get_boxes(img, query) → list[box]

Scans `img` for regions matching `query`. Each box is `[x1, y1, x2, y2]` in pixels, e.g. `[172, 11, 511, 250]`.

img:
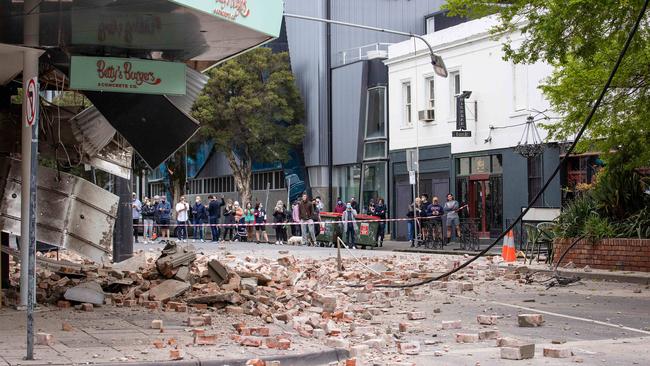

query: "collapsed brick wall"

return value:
[554, 238, 650, 272]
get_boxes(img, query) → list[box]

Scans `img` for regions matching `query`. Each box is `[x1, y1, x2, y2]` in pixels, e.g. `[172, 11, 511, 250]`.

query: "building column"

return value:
[112, 176, 133, 263]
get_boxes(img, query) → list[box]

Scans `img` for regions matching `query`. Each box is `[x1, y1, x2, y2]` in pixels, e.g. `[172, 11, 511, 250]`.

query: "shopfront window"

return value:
[365, 87, 386, 139]
[333, 165, 361, 203]
[361, 161, 387, 212]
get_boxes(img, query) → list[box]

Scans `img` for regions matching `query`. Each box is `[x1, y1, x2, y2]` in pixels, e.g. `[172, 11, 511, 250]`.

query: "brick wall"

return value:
[554, 238, 650, 272]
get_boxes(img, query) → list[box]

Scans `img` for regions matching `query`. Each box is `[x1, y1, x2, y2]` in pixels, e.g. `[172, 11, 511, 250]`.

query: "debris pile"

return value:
[2, 241, 579, 364]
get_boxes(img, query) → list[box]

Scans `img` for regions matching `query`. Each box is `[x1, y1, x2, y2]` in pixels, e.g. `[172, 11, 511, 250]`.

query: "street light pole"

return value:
[283, 13, 448, 78]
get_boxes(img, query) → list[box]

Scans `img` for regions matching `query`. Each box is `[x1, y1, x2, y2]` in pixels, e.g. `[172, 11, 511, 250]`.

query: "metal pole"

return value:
[283, 13, 448, 78]
[412, 181, 418, 245]
[20, 0, 39, 310]
[25, 74, 39, 361]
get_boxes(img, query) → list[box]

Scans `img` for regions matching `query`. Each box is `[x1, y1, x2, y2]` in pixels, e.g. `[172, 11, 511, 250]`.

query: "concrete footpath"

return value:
[0, 305, 346, 366]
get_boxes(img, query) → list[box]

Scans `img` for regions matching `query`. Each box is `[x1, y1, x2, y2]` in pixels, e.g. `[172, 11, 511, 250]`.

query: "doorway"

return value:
[462, 174, 503, 239]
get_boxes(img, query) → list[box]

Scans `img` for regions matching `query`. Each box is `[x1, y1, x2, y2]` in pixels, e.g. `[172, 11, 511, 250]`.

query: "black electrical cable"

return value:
[348, 0, 650, 289]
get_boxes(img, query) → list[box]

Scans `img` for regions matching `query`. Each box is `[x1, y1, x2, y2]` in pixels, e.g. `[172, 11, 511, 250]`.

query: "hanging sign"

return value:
[25, 77, 38, 126]
[70, 56, 186, 95]
[170, 0, 283, 37]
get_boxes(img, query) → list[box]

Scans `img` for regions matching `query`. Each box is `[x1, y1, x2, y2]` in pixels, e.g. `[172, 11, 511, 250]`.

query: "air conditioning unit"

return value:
[418, 109, 435, 122]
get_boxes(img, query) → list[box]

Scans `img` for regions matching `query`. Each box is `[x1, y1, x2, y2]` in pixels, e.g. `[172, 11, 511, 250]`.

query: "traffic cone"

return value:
[501, 230, 517, 262]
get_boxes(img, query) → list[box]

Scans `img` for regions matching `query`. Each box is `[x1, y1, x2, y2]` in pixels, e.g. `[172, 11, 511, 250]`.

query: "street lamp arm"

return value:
[283, 12, 448, 78]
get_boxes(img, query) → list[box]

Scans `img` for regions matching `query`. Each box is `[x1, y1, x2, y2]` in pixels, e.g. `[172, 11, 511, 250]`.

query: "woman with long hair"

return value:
[222, 199, 235, 242]
[244, 202, 255, 241]
[273, 200, 288, 245]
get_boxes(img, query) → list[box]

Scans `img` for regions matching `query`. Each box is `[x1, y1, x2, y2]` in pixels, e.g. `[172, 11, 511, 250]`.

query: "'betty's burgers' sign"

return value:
[70, 56, 186, 95]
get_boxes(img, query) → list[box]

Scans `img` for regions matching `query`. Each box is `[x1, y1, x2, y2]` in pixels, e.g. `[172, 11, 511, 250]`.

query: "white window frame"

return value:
[449, 70, 461, 122]
[402, 81, 413, 127]
[425, 76, 435, 110]
[426, 16, 435, 34]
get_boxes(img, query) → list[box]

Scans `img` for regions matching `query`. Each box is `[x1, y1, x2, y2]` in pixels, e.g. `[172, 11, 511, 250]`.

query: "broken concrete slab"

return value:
[208, 259, 230, 285]
[111, 253, 146, 274]
[147, 279, 190, 302]
[64, 281, 105, 305]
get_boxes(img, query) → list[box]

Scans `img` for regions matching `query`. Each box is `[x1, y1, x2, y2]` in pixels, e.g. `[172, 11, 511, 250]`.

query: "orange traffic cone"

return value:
[501, 230, 517, 262]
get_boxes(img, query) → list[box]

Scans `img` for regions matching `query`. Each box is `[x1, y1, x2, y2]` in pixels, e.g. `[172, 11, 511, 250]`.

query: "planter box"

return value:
[554, 238, 650, 272]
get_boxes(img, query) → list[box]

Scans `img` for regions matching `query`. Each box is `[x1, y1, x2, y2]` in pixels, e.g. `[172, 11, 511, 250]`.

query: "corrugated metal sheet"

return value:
[69, 106, 116, 157]
[0, 158, 119, 262]
[167, 67, 210, 115]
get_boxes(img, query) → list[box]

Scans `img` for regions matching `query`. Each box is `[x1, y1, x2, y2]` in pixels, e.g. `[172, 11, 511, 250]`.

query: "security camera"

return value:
[484, 136, 492, 144]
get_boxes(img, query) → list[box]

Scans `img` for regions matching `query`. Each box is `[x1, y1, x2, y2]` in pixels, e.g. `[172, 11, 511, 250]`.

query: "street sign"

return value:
[25, 77, 38, 126]
[452, 130, 472, 137]
[409, 170, 416, 185]
[406, 150, 419, 172]
[456, 96, 467, 130]
[70, 56, 187, 95]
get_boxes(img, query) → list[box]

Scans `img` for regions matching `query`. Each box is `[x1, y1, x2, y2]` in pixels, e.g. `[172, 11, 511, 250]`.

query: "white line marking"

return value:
[455, 294, 650, 335]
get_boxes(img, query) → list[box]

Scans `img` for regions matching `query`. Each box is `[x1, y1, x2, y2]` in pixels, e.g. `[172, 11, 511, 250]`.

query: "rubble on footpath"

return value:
[2, 241, 570, 364]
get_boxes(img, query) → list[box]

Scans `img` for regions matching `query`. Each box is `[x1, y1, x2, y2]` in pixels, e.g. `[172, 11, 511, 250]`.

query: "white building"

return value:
[385, 15, 563, 240]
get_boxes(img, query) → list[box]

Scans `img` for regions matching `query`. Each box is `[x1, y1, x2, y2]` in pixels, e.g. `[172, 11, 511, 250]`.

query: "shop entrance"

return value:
[468, 175, 491, 239]
[456, 155, 503, 238]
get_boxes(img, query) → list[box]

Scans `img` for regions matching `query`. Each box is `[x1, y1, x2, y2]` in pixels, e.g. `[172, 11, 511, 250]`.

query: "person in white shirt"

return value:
[175, 196, 190, 242]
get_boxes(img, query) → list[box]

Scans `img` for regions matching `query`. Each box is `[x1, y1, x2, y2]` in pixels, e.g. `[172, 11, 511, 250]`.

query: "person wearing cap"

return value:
[131, 193, 142, 243]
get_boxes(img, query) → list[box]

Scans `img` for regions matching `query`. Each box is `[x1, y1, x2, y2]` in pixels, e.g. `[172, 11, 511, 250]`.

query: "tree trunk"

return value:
[225, 149, 253, 204]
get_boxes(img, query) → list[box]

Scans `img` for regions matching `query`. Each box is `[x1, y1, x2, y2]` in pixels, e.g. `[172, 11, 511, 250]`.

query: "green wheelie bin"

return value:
[351, 214, 381, 249]
[316, 212, 343, 247]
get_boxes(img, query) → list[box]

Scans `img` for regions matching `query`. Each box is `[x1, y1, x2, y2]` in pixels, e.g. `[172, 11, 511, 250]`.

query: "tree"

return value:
[444, 0, 650, 168]
[192, 48, 305, 203]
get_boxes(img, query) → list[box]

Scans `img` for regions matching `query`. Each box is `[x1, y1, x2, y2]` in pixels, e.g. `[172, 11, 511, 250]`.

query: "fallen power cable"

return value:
[347, 0, 650, 289]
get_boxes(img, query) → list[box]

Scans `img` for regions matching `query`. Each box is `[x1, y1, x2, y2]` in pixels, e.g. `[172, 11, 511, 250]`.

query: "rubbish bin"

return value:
[316, 212, 343, 247]
[353, 214, 381, 249]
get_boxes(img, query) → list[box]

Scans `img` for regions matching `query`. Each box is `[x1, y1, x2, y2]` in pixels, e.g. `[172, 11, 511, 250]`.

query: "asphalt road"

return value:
[131, 241, 650, 365]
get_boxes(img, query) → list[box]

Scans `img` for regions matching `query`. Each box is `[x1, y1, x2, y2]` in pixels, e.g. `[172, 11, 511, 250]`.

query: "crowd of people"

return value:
[406, 193, 465, 247]
[130, 192, 389, 248]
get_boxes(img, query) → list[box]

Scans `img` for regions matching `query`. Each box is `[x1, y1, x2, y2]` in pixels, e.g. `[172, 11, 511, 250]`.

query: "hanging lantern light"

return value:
[513, 116, 545, 158]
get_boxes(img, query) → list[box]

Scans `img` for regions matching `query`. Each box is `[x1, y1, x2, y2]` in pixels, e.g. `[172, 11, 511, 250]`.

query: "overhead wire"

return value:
[346, 0, 650, 289]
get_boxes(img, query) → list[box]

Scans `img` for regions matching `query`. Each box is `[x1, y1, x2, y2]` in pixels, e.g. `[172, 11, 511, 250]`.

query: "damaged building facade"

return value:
[0, 0, 285, 298]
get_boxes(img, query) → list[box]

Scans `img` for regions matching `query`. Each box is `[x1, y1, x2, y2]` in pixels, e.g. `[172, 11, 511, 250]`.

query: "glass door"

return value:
[469, 175, 491, 239]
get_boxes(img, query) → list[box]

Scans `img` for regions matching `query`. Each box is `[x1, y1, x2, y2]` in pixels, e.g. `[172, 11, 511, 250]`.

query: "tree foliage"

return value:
[192, 48, 304, 203]
[445, 0, 650, 168]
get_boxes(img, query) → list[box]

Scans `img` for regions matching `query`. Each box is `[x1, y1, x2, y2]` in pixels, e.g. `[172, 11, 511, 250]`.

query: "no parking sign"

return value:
[25, 77, 38, 127]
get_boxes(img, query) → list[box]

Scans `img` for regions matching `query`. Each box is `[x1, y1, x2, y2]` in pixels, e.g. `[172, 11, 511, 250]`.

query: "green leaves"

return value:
[445, 0, 650, 168]
[191, 48, 305, 165]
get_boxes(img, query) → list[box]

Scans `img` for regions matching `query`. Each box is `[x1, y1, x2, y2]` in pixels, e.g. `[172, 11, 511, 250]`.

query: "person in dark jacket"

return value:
[158, 195, 172, 240]
[254, 202, 270, 243]
[192, 196, 207, 242]
[298, 193, 316, 245]
[208, 195, 225, 242]
[374, 198, 387, 247]
[222, 200, 236, 242]
[272, 200, 288, 245]
[142, 197, 156, 243]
